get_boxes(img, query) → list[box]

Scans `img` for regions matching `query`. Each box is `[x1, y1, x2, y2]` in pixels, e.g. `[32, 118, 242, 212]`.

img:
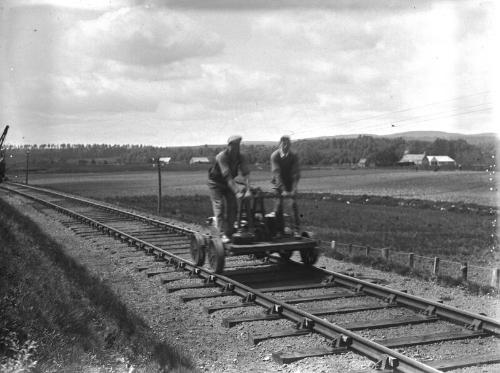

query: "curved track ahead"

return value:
[2, 182, 499, 373]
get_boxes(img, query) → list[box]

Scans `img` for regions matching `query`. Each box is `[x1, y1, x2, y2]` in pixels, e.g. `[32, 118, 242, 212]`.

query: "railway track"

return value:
[1, 181, 499, 373]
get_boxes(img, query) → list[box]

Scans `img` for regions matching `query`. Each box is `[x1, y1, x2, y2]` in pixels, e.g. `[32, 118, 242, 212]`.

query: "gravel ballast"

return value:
[1, 192, 499, 373]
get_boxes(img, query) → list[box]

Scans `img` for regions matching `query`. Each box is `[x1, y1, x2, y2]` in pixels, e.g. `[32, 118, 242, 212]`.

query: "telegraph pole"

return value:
[156, 157, 162, 215]
[25, 149, 30, 184]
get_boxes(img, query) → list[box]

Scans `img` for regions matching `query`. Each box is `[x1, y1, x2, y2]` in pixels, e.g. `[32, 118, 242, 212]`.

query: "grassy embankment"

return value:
[0, 198, 195, 372]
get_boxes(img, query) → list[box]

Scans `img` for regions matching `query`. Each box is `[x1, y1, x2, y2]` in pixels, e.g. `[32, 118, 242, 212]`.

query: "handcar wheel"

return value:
[207, 237, 225, 274]
[190, 233, 206, 266]
[300, 231, 319, 265]
[300, 247, 319, 266]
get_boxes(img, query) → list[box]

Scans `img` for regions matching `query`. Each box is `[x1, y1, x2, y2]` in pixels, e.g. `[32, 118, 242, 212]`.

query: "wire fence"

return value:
[329, 241, 499, 289]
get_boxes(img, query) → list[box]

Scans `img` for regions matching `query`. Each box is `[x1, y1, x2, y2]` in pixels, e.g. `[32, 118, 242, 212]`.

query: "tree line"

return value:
[4, 136, 495, 170]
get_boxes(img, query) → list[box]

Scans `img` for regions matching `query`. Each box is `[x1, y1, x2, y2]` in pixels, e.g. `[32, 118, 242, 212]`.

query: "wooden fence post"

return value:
[382, 247, 389, 260]
[491, 268, 500, 288]
[365, 246, 370, 256]
[408, 253, 414, 269]
[433, 257, 440, 276]
[460, 262, 468, 282]
[348, 243, 353, 256]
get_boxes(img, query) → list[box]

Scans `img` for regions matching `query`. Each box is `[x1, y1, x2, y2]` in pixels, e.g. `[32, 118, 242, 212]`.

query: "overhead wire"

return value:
[288, 91, 491, 137]
[338, 103, 492, 134]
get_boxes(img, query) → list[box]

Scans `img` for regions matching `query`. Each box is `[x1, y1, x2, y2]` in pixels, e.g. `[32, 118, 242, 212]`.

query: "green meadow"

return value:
[18, 167, 499, 266]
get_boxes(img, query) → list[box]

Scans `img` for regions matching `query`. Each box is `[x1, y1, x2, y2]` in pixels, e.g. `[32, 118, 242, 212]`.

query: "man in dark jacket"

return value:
[208, 135, 251, 243]
[270, 135, 300, 235]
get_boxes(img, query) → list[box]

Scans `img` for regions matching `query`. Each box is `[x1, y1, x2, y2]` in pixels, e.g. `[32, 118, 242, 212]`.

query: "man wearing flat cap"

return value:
[208, 135, 251, 243]
[270, 135, 301, 236]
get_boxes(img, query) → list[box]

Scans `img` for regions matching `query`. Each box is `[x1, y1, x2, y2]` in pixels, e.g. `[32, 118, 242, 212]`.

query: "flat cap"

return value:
[227, 135, 242, 144]
[280, 135, 291, 143]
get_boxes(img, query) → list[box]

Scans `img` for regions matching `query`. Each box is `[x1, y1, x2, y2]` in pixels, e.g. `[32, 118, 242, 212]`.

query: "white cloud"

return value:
[70, 7, 224, 66]
[156, 101, 207, 120]
[2, 1, 496, 145]
[16, 74, 158, 114]
[5, 0, 131, 11]
[252, 12, 379, 50]
[316, 93, 361, 109]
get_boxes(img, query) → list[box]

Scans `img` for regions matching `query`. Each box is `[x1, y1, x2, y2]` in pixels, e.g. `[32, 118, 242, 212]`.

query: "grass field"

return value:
[10, 167, 499, 267]
[18, 167, 498, 205]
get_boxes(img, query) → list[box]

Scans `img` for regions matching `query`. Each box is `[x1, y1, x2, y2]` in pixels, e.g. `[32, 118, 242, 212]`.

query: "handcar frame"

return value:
[190, 188, 320, 273]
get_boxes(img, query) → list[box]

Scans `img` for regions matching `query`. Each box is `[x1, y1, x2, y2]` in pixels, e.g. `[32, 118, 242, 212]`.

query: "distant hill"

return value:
[382, 131, 498, 145]
[244, 140, 275, 146]
[304, 131, 498, 146]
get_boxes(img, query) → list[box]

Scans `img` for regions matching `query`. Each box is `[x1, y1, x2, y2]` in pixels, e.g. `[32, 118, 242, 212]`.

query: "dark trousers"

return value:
[273, 186, 300, 231]
[208, 183, 237, 237]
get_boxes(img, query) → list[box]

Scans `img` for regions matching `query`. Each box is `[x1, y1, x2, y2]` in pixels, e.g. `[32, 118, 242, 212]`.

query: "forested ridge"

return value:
[4, 135, 496, 170]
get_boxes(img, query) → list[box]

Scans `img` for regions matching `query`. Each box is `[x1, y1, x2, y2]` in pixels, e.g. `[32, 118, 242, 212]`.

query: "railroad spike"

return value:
[205, 275, 216, 284]
[267, 304, 283, 315]
[423, 305, 437, 316]
[333, 334, 352, 348]
[322, 275, 335, 284]
[467, 319, 483, 331]
[189, 268, 201, 278]
[354, 284, 364, 293]
[385, 294, 397, 304]
[297, 318, 315, 330]
[242, 292, 256, 303]
[372, 355, 398, 370]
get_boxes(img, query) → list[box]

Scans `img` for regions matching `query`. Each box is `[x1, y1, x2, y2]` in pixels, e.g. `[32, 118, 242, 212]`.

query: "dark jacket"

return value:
[208, 149, 249, 188]
[270, 149, 300, 191]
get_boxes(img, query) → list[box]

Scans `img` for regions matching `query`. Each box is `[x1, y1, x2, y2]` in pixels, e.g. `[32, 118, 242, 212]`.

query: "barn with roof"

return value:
[397, 151, 456, 170]
[397, 152, 426, 167]
[189, 157, 210, 165]
[159, 157, 171, 165]
[422, 155, 456, 169]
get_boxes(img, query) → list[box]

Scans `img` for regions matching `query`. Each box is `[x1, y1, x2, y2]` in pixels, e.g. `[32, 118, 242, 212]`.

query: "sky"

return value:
[0, 0, 498, 146]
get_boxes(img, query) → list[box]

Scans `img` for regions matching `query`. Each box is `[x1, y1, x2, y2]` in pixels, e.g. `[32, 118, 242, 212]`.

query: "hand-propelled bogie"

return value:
[190, 187, 320, 273]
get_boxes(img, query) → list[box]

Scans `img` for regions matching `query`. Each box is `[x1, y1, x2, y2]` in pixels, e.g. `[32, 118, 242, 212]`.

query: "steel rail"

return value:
[5, 183, 499, 335]
[317, 270, 500, 335]
[4, 182, 198, 236]
[1, 184, 437, 372]
[2, 182, 499, 372]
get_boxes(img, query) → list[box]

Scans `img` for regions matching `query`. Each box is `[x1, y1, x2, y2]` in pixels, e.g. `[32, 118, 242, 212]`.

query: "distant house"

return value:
[397, 153, 426, 166]
[357, 158, 368, 168]
[159, 157, 171, 165]
[422, 155, 456, 169]
[189, 157, 210, 165]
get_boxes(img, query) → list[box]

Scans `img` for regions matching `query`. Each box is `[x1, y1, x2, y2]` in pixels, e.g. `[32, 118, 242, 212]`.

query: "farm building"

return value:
[397, 151, 457, 170]
[189, 157, 210, 165]
[397, 153, 426, 166]
[422, 155, 456, 169]
[357, 158, 368, 168]
[159, 157, 171, 165]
